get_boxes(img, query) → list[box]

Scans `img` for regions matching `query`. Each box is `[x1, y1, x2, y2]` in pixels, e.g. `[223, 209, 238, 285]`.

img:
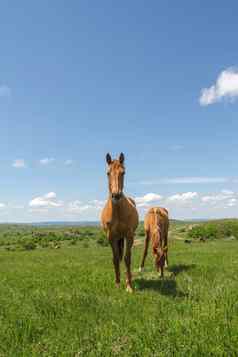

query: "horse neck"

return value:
[108, 194, 126, 220]
[151, 213, 162, 251]
[152, 227, 161, 249]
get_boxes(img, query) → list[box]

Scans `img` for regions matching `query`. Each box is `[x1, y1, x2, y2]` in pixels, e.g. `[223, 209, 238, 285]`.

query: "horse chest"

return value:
[102, 198, 137, 235]
[107, 220, 128, 234]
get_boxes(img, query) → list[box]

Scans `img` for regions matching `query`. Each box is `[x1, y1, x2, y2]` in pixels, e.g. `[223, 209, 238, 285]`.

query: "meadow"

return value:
[0, 221, 238, 356]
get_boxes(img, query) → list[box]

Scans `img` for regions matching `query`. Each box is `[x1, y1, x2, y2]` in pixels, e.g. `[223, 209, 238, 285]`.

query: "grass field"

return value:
[0, 222, 238, 356]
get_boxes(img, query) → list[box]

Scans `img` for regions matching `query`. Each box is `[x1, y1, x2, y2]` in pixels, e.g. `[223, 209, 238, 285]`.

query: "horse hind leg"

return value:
[139, 231, 150, 272]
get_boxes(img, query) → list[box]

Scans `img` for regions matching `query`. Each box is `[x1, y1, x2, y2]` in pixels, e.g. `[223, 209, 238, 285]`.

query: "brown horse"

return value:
[101, 153, 139, 292]
[139, 207, 169, 277]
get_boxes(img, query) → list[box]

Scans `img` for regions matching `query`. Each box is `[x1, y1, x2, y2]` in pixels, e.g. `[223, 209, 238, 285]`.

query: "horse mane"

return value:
[148, 207, 166, 269]
[126, 197, 136, 207]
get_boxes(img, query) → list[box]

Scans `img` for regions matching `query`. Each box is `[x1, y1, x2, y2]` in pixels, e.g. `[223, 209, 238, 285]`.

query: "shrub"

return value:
[5, 246, 16, 252]
[22, 242, 37, 250]
[187, 220, 238, 240]
[96, 235, 109, 247]
[69, 239, 77, 245]
[40, 242, 50, 248]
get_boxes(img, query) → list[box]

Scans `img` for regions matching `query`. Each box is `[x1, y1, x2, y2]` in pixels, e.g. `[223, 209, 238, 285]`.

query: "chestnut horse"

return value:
[101, 153, 139, 292]
[139, 207, 169, 277]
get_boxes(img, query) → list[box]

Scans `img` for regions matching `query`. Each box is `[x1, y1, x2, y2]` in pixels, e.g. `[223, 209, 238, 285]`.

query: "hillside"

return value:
[0, 221, 237, 355]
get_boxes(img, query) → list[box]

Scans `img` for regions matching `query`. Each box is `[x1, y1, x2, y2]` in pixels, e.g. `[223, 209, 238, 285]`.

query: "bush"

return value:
[188, 224, 218, 240]
[97, 234, 109, 247]
[137, 230, 145, 237]
[69, 239, 77, 245]
[22, 242, 37, 250]
[40, 242, 50, 248]
[5, 246, 16, 252]
[187, 220, 238, 240]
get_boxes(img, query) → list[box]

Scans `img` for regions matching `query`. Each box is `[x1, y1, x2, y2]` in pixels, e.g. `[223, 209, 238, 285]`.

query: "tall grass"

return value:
[0, 233, 238, 355]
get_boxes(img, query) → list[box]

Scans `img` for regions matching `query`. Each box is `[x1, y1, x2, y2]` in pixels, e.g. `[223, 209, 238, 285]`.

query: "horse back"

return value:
[125, 196, 139, 231]
[144, 207, 169, 233]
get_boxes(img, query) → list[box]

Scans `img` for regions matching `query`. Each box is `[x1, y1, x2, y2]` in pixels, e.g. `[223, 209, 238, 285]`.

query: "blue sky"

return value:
[1, 1, 238, 222]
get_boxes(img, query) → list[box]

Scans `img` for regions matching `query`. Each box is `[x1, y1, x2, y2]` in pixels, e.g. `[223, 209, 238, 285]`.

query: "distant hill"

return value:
[32, 219, 191, 227]
[30, 221, 100, 227]
[0, 218, 235, 227]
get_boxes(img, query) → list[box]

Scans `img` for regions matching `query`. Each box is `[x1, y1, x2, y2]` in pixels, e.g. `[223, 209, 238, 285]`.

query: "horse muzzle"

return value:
[111, 193, 122, 203]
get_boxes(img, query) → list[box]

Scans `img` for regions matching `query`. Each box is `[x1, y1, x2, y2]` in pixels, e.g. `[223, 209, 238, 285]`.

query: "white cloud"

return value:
[39, 158, 55, 165]
[67, 200, 83, 212]
[221, 189, 234, 195]
[71, 204, 91, 212]
[12, 159, 26, 168]
[168, 192, 198, 202]
[45, 192, 57, 199]
[227, 198, 237, 207]
[68, 199, 105, 213]
[141, 177, 228, 185]
[29, 192, 63, 209]
[0, 85, 11, 98]
[201, 190, 235, 205]
[200, 68, 238, 106]
[90, 200, 105, 209]
[135, 193, 163, 207]
[202, 196, 217, 203]
[65, 159, 73, 166]
[4, 187, 238, 222]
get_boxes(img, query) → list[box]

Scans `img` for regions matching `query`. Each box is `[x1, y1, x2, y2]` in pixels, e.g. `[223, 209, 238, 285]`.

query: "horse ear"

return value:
[119, 152, 125, 164]
[106, 153, 112, 165]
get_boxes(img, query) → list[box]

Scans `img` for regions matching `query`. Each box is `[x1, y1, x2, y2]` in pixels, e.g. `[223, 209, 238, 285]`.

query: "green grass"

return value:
[188, 219, 238, 241]
[0, 224, 238, 356]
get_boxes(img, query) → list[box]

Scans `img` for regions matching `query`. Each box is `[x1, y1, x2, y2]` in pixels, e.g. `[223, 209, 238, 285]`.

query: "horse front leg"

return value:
[124, 235, 134, 293]
[160, 264, 164, 278]
[139, 230, 150, 272]
[165, 251, 168, 269]
[110, 239, 120, 288]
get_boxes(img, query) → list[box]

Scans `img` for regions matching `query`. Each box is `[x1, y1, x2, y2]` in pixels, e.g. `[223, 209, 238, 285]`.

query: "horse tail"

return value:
[151, 210, 164, 269]
[118, 239, 124, 261]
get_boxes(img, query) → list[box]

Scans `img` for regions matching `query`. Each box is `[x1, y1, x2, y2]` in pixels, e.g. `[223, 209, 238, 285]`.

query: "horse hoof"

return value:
[139, 267, 144, 273]
[126, 286, 133, 293]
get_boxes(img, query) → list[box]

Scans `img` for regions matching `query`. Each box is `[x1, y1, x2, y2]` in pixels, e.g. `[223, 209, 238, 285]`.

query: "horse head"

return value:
[106, 152, 125, 203]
